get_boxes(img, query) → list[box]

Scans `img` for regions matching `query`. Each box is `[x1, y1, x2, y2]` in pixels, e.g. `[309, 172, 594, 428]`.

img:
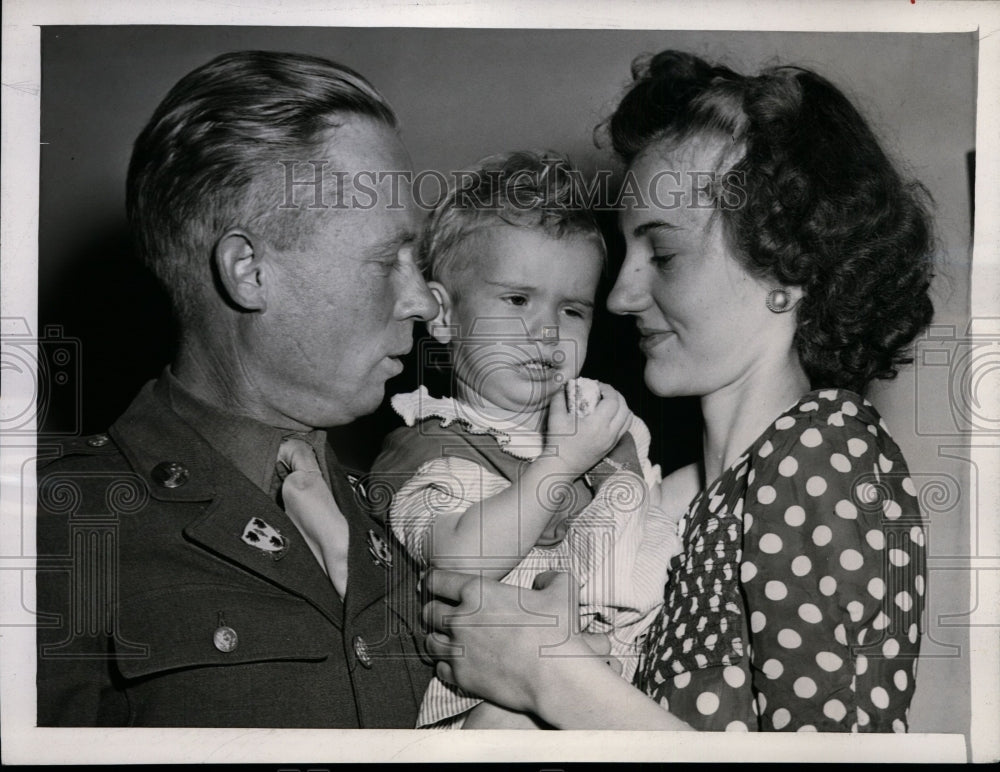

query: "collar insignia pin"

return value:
[367, 529, 392, 569]
[242, 517, 288, 560]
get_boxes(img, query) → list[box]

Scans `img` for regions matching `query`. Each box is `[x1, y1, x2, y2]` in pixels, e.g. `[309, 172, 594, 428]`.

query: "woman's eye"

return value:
[503, 295, 528, 306]
[651, 252, 676, 267]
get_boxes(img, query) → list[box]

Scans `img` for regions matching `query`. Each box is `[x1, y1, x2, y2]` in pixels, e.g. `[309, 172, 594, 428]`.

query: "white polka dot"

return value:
[830, 453, 851, 473]
[873, 612, 890, 631]
[858, 707, 871, 727]
[797, 725, 817, 732]
[759, 533, 783, 554]
[841, 401, 858, 416]
[879, 454, 894, 473]
[908, 623, 919, 644]
[806, 476, 827, 497]
[794, 676, 817, 699]
[883, 500, 902, 520]
[696, 691, 720, 715]
[765, 581, 788, 601]
[856, 654, 868, 675]
[816, 651, 843, 672]
[741, 561, 757, 583]
[847, 600, 864, 622]
[775, 416, 795, 431]
[858, 628, 868, 644]
[792, 555, 812, 576]
[723, 665, 746, 689]
[902, 477, 917, 497]
[840, 549, 864, 571]
[892, 718, 906, 733]
[772, 708, 791, 729]
[658, 696, 670, 710]
[725, 720, 749, 732]
[799, 603, 822, 624]
[847, 437, 868, 457]
[757, 485, 777, 505]
[762, 659, 784, 679]
[894, 669, 908, 691]
[871, 686, 890, 709]
[784, 505, 806, 526]
[857, 485, 878, 508]
[910, 526, 925, 546]
[915, 575, 925, 596]
[778, 629, 802, 649]
[800, 428, 823, 447]
[813, 525, 832, 546]
[834, 624, 847, 646]
[820, 576, 837, 596]
[751, 611, 767, 633]
[673, 671, 691, 689]
[799, 400, 819, 412]
[778, 456, 799, 477]
[835, 499, 857, 519]
[823, 699, 847, 721]
[890, 548, 910, 567]
[883, 638, 900, 658]
[818, 389, 838, 401]
[868, 577, 885, 599]
[867, 425, 878, 436]
[744, 512, 754, 531]
[866, 530, 885, 550]
[756, 692, 766, 713]
[895, 591, 913, 612]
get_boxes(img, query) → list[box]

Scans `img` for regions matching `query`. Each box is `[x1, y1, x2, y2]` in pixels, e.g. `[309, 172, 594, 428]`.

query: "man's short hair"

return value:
[126, 50, 396, 323]
[420, 150, 606, 293]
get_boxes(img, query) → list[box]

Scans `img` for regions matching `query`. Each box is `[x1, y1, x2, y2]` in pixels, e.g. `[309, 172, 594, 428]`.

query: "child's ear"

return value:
[214, 229, 267, 311]
[427, 281, 456, 344]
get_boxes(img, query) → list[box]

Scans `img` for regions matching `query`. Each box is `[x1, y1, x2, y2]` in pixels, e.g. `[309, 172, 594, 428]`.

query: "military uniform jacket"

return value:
[36, 379, 432, 727]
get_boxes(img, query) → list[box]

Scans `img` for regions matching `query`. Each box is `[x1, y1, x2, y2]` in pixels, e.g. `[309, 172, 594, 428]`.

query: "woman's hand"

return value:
[422, 570, 693, 730]
[422, 570, 603, 715]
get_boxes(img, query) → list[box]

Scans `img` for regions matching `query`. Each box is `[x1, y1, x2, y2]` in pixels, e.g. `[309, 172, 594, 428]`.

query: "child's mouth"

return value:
[520, 358, 557, 378]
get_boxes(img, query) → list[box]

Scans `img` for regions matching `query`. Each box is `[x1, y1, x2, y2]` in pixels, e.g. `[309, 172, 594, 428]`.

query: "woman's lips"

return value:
[637, 327, 675, 354]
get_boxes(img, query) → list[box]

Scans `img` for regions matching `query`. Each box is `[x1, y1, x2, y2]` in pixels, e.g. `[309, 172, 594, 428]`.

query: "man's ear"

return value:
[427, 280, 455, 344]
[214, 230, 267, 312]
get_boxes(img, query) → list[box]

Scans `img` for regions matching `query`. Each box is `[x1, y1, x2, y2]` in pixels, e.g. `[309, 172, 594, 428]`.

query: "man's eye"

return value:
[503, 295, 527, 306]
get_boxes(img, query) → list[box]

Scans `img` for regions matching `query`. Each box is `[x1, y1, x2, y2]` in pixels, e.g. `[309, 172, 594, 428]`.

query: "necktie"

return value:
[277, 437, 350, 598]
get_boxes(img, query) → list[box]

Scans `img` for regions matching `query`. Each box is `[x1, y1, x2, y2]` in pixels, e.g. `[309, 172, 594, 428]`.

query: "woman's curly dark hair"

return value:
[607, 50, 935, 395]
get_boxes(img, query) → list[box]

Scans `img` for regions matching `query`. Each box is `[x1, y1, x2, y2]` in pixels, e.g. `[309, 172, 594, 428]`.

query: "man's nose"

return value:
[395, 260, 438, 322]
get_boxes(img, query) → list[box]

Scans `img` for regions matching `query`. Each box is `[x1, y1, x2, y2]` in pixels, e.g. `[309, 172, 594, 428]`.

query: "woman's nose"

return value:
[607, 255, 648, 316]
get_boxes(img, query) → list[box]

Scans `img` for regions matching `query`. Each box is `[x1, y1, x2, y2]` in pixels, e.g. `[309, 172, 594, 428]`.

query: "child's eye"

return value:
[563, 307, 586, 319]
[502, 295, 528, 307]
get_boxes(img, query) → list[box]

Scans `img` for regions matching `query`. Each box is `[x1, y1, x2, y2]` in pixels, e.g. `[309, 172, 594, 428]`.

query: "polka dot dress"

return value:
[634, 390, 925, 732]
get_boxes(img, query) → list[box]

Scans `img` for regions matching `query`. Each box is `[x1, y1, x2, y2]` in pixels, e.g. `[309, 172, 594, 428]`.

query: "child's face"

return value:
[441, 226, 603, 417]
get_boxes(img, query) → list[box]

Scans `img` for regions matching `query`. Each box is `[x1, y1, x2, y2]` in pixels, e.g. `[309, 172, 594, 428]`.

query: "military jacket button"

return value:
[353, 635, 372, 668]
[213, 626, 238, 653]
[151, 461, 189, 488]
[87, 433, 110, 447]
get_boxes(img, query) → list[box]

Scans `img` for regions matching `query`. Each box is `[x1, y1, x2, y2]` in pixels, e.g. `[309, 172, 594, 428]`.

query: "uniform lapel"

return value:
[110, 381, 344, 627]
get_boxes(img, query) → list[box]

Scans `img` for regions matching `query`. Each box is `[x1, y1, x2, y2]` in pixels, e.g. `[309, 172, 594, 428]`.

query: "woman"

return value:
[423, 50, 934, 732]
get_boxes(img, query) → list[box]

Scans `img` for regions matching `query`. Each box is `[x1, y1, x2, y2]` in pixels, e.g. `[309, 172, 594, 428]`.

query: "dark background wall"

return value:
[38, 26, 975, 739]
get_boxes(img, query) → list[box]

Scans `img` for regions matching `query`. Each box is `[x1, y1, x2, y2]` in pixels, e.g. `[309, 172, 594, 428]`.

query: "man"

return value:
[36, 50, 438, 727]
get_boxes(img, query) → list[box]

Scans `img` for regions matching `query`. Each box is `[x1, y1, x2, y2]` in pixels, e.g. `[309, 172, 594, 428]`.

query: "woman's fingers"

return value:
[422, 568, 481, 604]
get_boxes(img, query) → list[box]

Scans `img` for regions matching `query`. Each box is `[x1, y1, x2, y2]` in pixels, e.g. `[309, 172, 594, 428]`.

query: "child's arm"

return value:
[429, 385, 632, 579]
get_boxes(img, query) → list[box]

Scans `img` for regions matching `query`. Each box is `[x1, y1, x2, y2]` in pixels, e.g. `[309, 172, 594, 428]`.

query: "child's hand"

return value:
[545, 383, 632, 476]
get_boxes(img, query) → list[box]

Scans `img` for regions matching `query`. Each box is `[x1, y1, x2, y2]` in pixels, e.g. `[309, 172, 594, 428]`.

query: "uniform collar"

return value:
[160, 367, 330, 497]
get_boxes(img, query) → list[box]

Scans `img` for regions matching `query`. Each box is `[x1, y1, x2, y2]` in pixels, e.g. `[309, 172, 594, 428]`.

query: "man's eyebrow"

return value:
[632, 220, 681, 239]
[367, 230, 416, 257]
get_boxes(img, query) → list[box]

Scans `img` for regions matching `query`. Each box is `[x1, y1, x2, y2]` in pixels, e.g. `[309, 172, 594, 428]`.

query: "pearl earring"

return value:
[766, 288, 793, 314]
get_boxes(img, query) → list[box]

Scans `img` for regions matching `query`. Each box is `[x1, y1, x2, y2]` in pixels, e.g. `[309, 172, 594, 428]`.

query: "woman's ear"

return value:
[427, 280, 455, 344]
[214, 229, 267, 312]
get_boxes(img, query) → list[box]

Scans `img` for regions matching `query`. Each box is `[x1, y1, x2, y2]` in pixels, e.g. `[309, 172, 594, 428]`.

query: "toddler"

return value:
[371, 151, 681, 728]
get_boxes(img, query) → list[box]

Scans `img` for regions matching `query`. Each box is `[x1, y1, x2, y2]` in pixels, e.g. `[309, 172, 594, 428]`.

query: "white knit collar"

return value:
[389, 386, 545, 461]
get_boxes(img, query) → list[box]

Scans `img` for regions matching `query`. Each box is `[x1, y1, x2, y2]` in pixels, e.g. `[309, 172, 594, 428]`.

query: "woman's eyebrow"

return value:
[632, 220, 681, 238]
